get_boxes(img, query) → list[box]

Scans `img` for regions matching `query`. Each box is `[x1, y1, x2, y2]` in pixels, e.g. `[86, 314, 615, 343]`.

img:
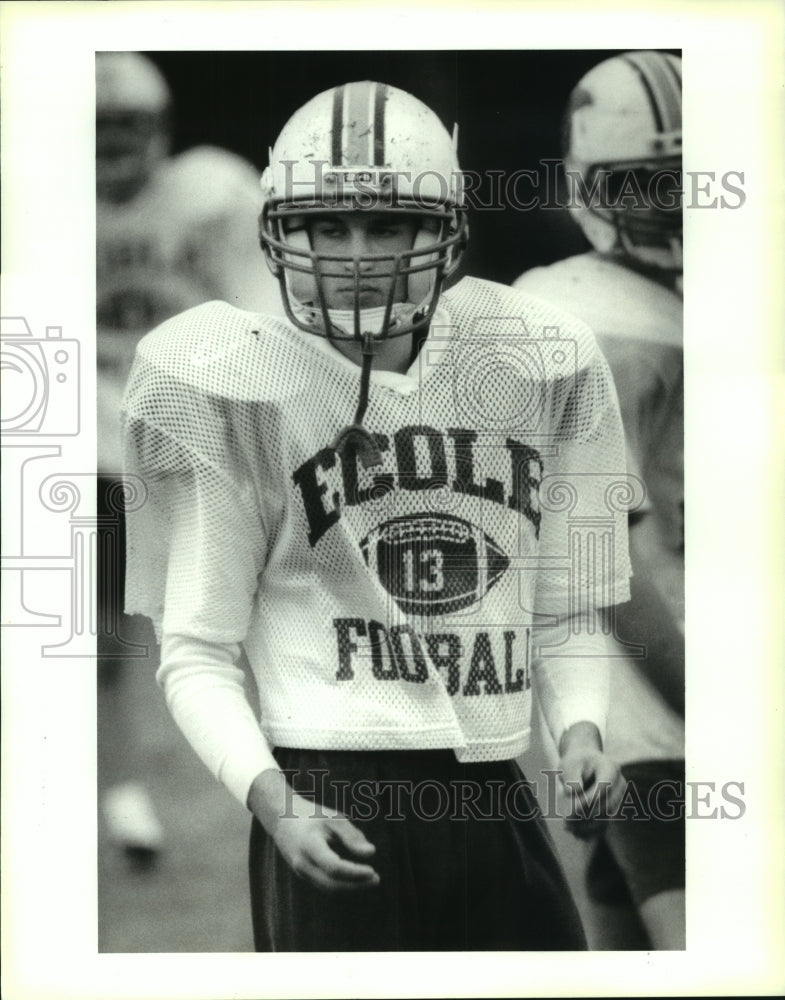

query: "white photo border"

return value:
[1, 1, 784, 997]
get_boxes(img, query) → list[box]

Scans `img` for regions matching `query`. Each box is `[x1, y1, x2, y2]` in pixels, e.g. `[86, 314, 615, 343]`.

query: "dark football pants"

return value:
[249, 748, 587, 951]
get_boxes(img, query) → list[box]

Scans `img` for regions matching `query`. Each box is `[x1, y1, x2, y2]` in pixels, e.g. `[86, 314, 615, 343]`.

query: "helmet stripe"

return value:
[331, 85, 344, 165]
[639, 52, 681, 131]
[344, 81, 374, 165]
[659, 55, 683, 127]
[624, 51, 681, 132]
[621, 53, 664, 132]
[373, 82, 387, 166]
[662, 53, 682, 89]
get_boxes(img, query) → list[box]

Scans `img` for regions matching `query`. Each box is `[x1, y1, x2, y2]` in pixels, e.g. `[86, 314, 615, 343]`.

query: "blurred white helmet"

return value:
[259, 80, 467, 345]
[563, 51, 682, 273]
[96, 52, 171, 202]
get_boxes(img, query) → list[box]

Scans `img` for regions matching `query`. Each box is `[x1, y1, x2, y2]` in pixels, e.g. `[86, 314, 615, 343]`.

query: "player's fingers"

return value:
[563, 761, 629, 839]
[557, 761, 582, 790]
[589, 757, 618, 786]
[590, 760, 627, 815]
[559, 759, 596, 797]
[561, 776, 612, 839]
[305, 837, 380, 889]
[606, 773, 628, 816]
[327, 815, 377, 858]
[307, 865, 379, 893]
[581, 759, 599, 790]
[294, 856, 374, 893]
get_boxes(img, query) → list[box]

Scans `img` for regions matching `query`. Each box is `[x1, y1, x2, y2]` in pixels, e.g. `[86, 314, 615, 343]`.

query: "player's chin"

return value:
[327, 287, 387, 310]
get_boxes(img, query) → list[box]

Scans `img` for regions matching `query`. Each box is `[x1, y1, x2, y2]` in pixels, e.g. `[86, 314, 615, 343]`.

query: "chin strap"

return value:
[331, 331, 383, 468]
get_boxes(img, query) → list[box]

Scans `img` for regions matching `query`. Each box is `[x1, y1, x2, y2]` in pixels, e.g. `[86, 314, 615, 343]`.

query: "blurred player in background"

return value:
[514, 50, 685, 949]
[97, 51, 280, 864]
[122, 79, 633, 950]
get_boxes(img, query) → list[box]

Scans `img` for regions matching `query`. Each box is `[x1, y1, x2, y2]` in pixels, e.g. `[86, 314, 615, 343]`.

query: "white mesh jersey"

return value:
[123, 276, 631, 762]
[98, 144, 282, 473]
[514, 252, 683, 559]
[515, 254, 683, 764]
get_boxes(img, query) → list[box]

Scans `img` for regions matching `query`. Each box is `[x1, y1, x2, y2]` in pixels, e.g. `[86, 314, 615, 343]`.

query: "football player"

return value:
[97, 51, 281, 468]
[123, 80, 632, 950]
[96, 51, 280, 864]
[514, 50, 686, 950]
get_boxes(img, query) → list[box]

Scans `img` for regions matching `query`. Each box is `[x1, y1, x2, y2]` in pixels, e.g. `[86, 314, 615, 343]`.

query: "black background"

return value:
[143, 50, 651, 285]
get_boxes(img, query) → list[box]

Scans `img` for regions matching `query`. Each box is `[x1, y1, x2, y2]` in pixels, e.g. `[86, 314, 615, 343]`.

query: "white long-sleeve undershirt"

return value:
[157, 633, 278, 808]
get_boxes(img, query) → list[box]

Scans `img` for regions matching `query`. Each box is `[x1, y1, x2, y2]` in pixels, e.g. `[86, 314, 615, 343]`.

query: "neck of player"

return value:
[329, 331, 417, 376]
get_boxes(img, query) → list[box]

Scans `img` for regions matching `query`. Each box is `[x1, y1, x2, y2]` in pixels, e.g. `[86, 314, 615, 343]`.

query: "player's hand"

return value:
[557, 721, 626, 841]
[247, 768, 380, 893]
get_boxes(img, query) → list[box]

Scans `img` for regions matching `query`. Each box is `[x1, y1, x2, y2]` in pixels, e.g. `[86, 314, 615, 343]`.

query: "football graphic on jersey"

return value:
[359, 513, 509, 616]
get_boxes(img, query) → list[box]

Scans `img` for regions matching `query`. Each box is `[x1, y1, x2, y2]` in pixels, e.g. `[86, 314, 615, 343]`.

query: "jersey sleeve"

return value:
[533, 339, 633, 618]
[121, 314, 267, 643]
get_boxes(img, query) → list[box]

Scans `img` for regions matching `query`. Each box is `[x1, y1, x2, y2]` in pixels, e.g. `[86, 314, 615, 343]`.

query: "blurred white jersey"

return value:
[515, 253, 682, 562]
[515, 252, 683, 765]
[98, 145, 281, 472]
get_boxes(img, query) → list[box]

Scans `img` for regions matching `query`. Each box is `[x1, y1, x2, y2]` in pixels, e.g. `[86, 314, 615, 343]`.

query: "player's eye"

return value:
[310, 219, 347, 240]
[369, 221, 415, 242]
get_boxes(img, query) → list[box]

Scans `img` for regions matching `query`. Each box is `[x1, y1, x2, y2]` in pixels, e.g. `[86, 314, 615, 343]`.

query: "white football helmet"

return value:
[563, 51, 682, 272]
[259, 80, 467, 346]
[96, 52, 171, 202]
